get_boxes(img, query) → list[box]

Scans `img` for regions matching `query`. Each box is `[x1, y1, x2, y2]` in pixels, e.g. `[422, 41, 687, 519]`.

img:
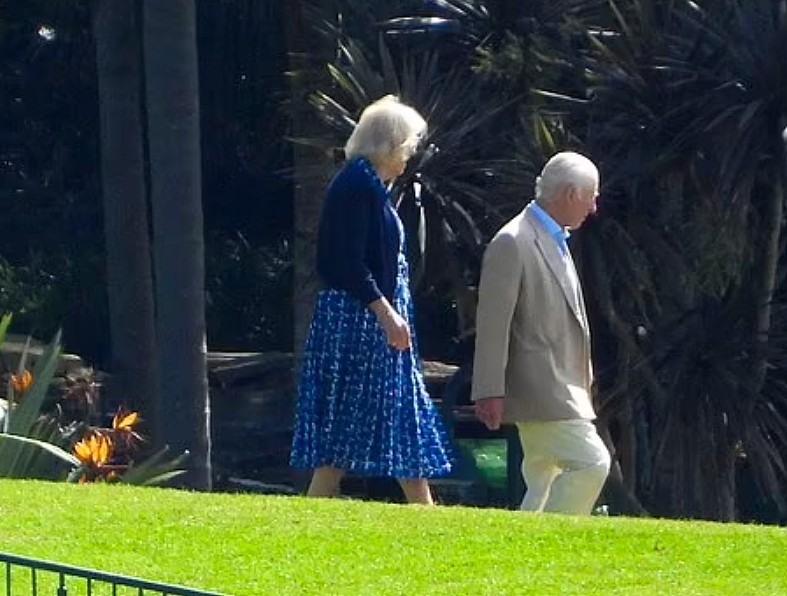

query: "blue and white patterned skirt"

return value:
[290, 256, 453, 479]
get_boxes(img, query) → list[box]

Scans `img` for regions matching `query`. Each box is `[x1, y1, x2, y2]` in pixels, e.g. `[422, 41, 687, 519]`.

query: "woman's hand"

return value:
[370, 299, 411, 351]
[379, 309, 411, 351]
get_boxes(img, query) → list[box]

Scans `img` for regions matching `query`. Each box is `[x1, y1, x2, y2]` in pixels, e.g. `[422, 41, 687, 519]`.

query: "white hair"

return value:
[535, 151, 599, 204]
[344, 95, 427, 163]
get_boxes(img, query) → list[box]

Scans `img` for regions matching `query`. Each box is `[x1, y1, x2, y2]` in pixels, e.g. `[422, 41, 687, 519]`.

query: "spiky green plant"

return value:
[534, 0, 787, 520]
[0, 313, 187, 486]
[0, 315, 78, 478]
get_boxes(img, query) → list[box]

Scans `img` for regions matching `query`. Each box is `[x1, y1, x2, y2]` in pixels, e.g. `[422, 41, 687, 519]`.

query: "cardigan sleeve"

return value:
[316, 161, 384, 306]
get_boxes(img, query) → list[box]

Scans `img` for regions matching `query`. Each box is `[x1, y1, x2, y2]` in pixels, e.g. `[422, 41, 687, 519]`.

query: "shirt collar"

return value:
[530, 202, 570, 255]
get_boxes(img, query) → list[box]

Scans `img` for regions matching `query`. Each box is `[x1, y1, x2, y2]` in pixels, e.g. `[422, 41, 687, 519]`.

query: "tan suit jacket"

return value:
[471, 203, 596, 423]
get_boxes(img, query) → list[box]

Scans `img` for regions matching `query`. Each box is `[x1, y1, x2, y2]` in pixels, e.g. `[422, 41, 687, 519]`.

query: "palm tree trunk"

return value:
[739, 145, 787, 521]
[716, 439, 737, 521]
[731, 172, 784, 519]
[752, 180, 783, 393]
[93, 0, 158, 426]
[143, 0, 211, 490]
[284, 1, 333, 376]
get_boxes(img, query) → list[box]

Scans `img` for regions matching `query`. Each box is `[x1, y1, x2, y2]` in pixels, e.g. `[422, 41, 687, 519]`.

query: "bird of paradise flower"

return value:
[71, 407, 143, 483]
[10, 369, 33, 396]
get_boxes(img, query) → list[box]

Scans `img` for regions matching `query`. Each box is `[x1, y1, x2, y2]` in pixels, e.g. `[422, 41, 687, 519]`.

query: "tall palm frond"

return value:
[548, 0, 787, 520]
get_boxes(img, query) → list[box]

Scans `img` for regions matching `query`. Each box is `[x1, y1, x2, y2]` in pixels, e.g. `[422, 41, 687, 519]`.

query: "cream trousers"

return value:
[515, 419, 611, 515]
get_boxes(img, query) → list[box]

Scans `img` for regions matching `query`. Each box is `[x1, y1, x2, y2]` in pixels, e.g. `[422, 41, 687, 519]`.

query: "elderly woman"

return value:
[290, 95, 453, 505]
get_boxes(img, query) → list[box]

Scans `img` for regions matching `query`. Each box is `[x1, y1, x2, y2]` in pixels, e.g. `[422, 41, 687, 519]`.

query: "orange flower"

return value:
[96, 434, 111, 465]
[111, 408, 143, 446]
[112, 409, 140, 431]
[73, 433, 113, 467]
[73, 439, 90, 464]
[10, 370, 33, 395]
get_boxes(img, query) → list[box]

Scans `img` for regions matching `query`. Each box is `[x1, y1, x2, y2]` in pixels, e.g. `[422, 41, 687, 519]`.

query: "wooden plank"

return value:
[207, 351, 293, 388]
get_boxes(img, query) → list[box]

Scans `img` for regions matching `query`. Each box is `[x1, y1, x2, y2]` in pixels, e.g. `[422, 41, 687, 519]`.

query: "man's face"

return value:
[564, 184, 598, 230]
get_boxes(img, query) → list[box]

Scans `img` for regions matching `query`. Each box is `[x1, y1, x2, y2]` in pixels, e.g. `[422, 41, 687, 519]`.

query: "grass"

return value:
[1, 480, 786, 595]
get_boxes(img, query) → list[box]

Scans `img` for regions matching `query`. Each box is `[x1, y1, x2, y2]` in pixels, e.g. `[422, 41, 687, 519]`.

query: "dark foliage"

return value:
[538, 0, 787, 520]
[0, 0, 296, 362]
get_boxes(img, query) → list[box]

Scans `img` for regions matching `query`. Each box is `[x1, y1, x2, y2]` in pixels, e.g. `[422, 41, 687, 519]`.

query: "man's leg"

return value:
[516, 423, 559, 512]
[542, 420, 611, 515]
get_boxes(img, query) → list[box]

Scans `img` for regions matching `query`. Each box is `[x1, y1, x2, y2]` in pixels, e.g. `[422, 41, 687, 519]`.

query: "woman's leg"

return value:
[307, 466, 345, 498]
[398, 478, 434, 505]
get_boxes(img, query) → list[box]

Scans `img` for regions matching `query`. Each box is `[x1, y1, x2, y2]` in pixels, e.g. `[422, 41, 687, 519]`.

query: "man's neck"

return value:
[534, 200, 566, 230]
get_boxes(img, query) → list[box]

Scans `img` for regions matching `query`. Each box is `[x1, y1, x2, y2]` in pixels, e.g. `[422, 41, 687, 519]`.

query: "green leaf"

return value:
[327, 64, 367, 108]
[531, 89, 588, 105]
[533, 112, 556, 154]
[0, 329, 70, 480]
[0, 434, 78, 479]
[121, 445, 190, 487]
[7, 330, 62, 436]
[0, 313, 12, 347]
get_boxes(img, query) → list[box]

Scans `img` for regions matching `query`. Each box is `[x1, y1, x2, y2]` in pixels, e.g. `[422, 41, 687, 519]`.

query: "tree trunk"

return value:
[143, 0, 211, 490]
[93, 0, 158, 426]
[751, 179, 783, 393]
[284, 1, 333, 377]
[715, 442, 737, 522]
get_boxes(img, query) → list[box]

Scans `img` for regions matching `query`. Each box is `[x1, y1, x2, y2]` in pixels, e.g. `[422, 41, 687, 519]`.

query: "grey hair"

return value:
[344, 95, 427, 163]
[534, 151, 599, 204]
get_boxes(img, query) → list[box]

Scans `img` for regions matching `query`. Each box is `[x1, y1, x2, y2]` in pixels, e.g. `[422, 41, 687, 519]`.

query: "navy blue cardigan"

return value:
[316, 158, 401, 306]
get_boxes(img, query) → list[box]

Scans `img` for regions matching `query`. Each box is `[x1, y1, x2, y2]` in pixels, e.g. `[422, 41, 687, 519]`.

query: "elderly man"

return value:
[471, 151, 610, 515]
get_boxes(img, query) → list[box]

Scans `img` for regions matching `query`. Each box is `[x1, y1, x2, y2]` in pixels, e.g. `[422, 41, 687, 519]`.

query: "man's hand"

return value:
[474, 397, 505, 430]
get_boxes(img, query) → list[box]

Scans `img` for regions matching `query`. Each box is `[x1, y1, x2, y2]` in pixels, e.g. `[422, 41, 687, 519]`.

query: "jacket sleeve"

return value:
[471, 231, 523, 401]
[317, 169, 384, 306]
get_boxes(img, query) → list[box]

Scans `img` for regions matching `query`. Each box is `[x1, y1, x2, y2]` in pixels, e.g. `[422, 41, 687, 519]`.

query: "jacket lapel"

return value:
[565, 250, 591, 338]
[525, 209, 588, 332]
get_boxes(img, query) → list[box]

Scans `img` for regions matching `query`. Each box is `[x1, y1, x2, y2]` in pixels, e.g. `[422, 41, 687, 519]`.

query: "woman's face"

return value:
[376, 147, 408, 182]
[388, 149, 408, 179]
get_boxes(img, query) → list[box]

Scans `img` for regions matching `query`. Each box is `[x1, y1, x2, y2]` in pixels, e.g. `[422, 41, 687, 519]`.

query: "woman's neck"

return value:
[367, 157, 394, 183]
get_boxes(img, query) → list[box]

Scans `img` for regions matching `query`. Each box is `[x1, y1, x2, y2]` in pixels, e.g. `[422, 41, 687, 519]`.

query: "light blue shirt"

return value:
[530, 202, 570, 256]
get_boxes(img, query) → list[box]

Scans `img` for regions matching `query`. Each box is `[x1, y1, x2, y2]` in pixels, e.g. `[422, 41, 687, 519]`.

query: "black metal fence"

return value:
[0, 552, 226, 596]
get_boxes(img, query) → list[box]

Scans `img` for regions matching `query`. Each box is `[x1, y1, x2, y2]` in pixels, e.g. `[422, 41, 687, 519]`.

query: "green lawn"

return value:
[1, 480, 785, 595]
